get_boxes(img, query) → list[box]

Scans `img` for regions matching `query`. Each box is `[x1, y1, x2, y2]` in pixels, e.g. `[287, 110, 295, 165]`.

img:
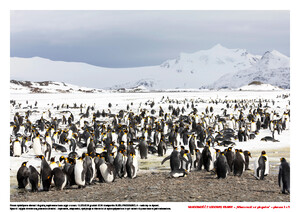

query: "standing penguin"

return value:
[215, 152, 230, 179]
[194, 148, 203, 170]
[12, 139, 22, 157]
[99, 158, 116, 183]
[126, 152, 138, 179]
[37, 155, 52, 191]
[233, 149, 245, 177]
[84, 153, 95, 185]
[28, 165, 39, 192]
[243, 150, 252, 170]
[17, 161, 30, 189]
[278, 158, 290, 194]
[114, 150, 125, 178]
[32, 134, 43, 156]
[201, 146, 214, 172]
[225, 147, 234, 172]
[161, 147, 187, 171]
[254, 151, 269, 180]
[51, 167, 67, 190]
[74, 156, 87, 188]
[157, 138, 167, 157]
[136, 137, 148, 159]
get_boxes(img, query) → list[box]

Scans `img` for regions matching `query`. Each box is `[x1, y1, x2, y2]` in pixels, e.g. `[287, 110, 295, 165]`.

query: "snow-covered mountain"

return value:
[161, 44, 261, 84]
[10, 44, 289, 90]
[10, 80, 103, 94]
[209, 50, 290, 89]
[236, 81, 283, 91]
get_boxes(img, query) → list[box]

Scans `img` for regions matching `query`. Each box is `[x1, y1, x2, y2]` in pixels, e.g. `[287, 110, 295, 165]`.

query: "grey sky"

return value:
[10, 10, 290, 68]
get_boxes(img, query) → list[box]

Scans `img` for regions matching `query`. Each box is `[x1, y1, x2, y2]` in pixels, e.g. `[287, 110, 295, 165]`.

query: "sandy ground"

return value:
[10, 147, 290, 203]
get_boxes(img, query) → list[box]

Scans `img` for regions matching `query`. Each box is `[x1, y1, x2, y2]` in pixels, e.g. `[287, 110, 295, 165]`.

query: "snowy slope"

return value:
[237, 82, 283, 91]
[10, 45, 289, 89]
[210, 50, 290, 89]
[10, 80, 103, 94]
[160, 44, 261, 86]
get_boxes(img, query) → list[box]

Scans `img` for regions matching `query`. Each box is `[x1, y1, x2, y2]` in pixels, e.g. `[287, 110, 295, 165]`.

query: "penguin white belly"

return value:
[132, 157, 138, 178]
[265, 157, 269, 175]
[50, 163, 58, 170]
[123, 156, 128, 178]
[214, 124, 219, 132]
[285, 121, 289, 130]
[250, 123, 256, 132]
[92, 159, 96, 180]
[112, 133, 118, 143]
[50, 163, 58, 186]
[86, 137, 91, 148]
[227, 121, 233, 130]
[164, 126, 168, 135]
[253, 159, 259, 178]
[46, 137, 52, 148]
[33, 139, 43, 155]
[171, 172, 184, 178]
[209, 149, 216, 171]
[74, 161, 85, 186]
[99, 163, 114, 183]
[13, 142, 21, 157]
[241, 154, 246, 171]
[61, 175, 67, 190]
[218, 123, 223, 131]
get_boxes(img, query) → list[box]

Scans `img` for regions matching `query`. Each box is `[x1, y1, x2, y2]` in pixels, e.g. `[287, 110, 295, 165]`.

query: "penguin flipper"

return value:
[161, 155, 171, 165]
[278, 166, 282, 187]
[179, 155, 188, 163]
[82, 162, 87, 182]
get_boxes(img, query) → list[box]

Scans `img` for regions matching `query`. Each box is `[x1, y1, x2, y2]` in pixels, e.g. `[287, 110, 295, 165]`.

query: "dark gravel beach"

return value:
[10, 170, 289, 202]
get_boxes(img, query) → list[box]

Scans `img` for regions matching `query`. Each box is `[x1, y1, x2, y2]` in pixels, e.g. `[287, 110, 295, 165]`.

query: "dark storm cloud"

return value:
[10, 10, 290, 67]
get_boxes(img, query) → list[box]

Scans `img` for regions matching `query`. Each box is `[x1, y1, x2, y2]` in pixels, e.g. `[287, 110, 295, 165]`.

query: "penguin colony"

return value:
[11, 94, 290, 194]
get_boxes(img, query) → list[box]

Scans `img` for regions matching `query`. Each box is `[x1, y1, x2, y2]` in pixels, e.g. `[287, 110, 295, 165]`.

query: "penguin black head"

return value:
[21, 161, 28, 167]
[280, 157, 287, 162]
[59, 156, 65, 162]
[50, 157, 55, 163]
[261, 150, 266, 155]
[36, 155, 45, 160]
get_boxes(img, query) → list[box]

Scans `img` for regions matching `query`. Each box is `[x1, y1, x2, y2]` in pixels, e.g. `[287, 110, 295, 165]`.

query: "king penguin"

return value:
[215, 152, 230, 179]
[28, 165, 39, 192]
[161, 147, 187, 171]
[12, 139, 22, 157]
[37, 155, 52, 191]
[278, 157, 290, 194]
[51, 167, 67, 190]
[254, 151, 269, 180]
[126, 152, 138, 179]
[233, 149, 245, 177]
[168, 169, 188, 178]
[32, 134, 43, 156]
[74, 155, 87, 188]
[17, 161, 30, 189]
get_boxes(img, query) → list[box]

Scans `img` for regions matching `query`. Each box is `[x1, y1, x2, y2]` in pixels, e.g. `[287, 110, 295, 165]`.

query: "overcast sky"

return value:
[10, 10, 290, 68]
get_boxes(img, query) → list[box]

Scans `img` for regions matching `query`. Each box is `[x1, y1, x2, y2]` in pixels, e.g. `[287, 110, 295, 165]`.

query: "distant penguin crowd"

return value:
[11, 94, 290, 194]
